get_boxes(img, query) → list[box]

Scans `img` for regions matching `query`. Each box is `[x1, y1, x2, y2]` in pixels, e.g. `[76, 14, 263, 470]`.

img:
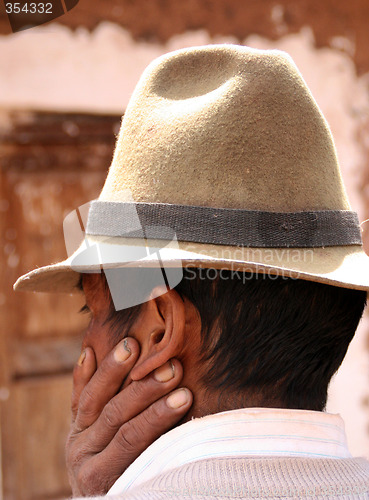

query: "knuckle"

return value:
[97, 354, 120, 380]
[139, 403, 167, 436]
[102, 398, 121, 430]
[143, 402, 162, 425]
[95, 358, 110, 378]
[128, 379, 146, 400]
[116, 421, 144, 453]
[78, 385, 97, 415]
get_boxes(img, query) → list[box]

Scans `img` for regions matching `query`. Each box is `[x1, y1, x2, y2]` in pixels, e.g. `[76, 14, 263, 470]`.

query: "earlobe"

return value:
[129, 288, 186, 381]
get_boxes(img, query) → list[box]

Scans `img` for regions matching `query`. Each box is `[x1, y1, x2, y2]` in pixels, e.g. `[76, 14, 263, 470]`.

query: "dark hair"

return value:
[174, 267, 366, 411]
[94, 267, 366, 411]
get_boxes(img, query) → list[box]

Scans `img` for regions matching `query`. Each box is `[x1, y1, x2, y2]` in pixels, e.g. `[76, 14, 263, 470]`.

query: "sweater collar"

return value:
[108, 407, 350, 495]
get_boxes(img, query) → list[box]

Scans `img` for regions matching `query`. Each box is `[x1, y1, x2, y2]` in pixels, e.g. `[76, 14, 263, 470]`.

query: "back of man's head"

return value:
[102, 267, 366, 412]
[174, 268, 367, 411]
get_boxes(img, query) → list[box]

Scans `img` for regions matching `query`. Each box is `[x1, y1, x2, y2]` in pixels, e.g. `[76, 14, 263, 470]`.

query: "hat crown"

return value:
[100, 44, 350, 212]
[14, 45, 369, 295]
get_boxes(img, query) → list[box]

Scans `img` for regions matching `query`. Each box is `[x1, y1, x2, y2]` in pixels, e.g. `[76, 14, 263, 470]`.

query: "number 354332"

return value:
[5, 3, 53, 14]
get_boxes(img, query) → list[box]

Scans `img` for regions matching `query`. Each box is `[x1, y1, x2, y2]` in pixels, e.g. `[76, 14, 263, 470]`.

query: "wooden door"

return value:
[0, 111, 120, 499]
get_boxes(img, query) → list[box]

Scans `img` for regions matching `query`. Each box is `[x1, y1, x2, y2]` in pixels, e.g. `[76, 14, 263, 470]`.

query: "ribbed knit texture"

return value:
[76, 456, 369, 499]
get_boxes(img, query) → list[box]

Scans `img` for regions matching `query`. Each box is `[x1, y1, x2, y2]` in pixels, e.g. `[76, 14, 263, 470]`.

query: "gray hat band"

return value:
[86, 201, 362, 249]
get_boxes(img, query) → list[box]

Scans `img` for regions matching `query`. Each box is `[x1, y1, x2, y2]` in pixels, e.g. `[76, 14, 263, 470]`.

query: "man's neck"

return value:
[177, 385, 286, 425]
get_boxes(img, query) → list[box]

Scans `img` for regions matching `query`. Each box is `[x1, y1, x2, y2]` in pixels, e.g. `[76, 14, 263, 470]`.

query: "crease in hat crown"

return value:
[13, 43, 369, 294]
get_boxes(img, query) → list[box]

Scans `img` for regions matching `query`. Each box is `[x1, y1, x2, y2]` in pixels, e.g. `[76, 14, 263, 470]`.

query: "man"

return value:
[14, 44, 369, 498]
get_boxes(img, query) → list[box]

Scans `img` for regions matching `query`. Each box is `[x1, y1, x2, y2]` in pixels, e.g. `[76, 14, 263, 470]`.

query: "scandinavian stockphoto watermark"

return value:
[63, 191, 315, 311]
[3, 0, 79, 32]
[183, 265, 301, 283]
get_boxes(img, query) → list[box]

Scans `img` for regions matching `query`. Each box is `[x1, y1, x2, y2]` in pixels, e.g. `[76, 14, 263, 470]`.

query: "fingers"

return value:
[67, 353, 193, 497]
[79, 386, 193, 494]
[71, 347, 96, 423]
[87, 359, 185, 449]
[108, 386, 192, 459]
[74, 337, 140, 432]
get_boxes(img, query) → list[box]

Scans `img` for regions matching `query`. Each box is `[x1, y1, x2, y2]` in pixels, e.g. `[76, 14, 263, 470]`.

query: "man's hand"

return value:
[66, 337, 193, 497]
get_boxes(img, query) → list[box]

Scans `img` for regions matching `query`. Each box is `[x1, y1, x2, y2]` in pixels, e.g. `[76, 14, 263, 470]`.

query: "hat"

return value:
[13, 44, 369, 294]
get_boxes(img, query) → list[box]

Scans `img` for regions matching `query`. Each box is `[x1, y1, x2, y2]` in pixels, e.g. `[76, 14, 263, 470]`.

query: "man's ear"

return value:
[129, 286, 186, 381]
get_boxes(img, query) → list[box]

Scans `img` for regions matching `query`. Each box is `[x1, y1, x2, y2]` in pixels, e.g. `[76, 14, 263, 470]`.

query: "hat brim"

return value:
[13, 239, 369, 293]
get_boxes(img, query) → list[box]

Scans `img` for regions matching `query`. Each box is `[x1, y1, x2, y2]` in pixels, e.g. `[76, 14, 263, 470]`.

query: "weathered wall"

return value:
[1, 0, 369, 74]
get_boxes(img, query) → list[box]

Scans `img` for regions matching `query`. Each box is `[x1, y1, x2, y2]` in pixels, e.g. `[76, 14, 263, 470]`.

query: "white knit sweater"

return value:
[79, 455, 369, 499]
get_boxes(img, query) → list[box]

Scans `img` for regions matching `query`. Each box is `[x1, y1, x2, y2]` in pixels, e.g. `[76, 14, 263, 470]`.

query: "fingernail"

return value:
[77, 350, 86, 367]
[114, 338, 132, 363]
[154, 360, 175, 382]
[166, 388, 189, 409]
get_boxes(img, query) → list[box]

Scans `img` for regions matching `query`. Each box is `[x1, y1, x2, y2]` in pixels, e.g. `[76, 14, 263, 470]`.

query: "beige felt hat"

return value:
[14, 44, 369, 294]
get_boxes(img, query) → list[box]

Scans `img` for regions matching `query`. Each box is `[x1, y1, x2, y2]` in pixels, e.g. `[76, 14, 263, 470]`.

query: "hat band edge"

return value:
[86, 201, 362, 249]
